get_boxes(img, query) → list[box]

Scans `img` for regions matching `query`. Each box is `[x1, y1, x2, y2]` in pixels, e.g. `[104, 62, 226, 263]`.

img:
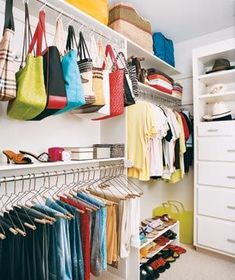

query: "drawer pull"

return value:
[227, 176, 235, 179]
[227, 206, 235, 210]
[227, 150, 235, 153]
[207, 129, 218, 132]
[227, 239, 235, 244]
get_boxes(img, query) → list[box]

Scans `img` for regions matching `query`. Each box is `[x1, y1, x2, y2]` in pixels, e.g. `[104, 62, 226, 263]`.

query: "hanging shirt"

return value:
[149, 104, 169, 177]
[168, 112, 186, 183]
[128, 101, 157, 181]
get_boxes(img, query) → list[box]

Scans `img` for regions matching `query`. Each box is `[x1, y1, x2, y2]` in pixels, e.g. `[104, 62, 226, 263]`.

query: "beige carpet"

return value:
[92, 245, 235, 280]
[160, 245, 235, 280]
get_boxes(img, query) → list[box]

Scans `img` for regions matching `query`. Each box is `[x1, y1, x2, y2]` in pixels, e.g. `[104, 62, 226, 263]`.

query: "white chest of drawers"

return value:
[195, 121, 235, 258]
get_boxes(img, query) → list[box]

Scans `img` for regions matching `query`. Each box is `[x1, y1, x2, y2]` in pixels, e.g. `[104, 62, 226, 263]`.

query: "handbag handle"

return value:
[78, 31, 91, 60]
[3, 0, 15, 32]
[66, 25, 78, 51]
[102, 44, 119, 70]
[115, 51, 129, 73]
[53, 18, 65, 56]
[20, 2, 33, 68]
[28, 10, 48, 56]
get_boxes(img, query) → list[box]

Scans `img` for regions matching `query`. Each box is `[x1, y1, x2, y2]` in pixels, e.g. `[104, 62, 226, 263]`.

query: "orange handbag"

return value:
[66, 0, 108, 25]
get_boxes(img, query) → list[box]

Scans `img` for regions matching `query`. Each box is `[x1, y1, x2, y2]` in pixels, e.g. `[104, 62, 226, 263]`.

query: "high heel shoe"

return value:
[19, 150, 50, 162]
[3, 150, 32, 164]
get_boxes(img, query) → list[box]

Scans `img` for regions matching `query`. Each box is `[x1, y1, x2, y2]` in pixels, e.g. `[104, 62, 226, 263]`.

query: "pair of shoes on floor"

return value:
[3, 150, 50, 164]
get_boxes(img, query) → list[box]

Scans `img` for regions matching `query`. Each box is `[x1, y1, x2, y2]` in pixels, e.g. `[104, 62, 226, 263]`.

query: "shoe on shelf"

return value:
[19, 150, 50, 162]
[167, 245, 186, 255]
[2, 150, 33, 164]
[163, 230, 177, 240]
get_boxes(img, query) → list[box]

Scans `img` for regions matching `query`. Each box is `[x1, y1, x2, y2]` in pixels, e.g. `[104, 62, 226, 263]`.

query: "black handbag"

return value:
[116, 52, 136, 107]
[30, 10, 67, 120]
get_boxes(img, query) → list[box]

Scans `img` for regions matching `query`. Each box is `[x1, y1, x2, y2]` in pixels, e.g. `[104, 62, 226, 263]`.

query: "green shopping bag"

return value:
[7, 3, 46, 120]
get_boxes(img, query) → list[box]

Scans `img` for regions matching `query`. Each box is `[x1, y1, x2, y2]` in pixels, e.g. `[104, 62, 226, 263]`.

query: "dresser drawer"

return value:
[197, 216, 235, 256]
[197, 121, 235, 137]
[197, 187, 235, 221]
[198, 137, 235, 162]
[198, 162, 235, 188]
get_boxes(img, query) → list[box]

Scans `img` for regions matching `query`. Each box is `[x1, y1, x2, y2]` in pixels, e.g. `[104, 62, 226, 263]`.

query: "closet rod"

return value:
[0, 163, 124, 184]
[28, 0, 123, 48]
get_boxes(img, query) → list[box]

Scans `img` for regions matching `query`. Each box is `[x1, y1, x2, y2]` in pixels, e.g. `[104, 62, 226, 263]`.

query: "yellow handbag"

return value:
[66, 0, 108, 25]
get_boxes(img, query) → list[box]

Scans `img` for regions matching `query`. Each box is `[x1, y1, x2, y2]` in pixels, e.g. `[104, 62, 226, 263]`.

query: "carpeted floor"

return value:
[160, 245, 235, 280]
[92, 245, 235, 280]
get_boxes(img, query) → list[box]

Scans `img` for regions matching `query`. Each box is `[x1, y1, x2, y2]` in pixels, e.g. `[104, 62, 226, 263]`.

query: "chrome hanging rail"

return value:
[28, 0, 124, 48]
[0, 163, 125, 184]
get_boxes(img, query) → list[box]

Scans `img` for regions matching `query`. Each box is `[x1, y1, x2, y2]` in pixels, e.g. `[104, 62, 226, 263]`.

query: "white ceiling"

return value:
[109, 0, 235, 42]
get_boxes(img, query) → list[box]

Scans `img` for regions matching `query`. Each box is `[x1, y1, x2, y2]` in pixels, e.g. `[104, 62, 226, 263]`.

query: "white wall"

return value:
[140, 26, 235, 220]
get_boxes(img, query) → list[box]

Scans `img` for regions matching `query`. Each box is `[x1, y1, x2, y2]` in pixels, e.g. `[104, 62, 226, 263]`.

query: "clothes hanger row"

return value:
[20, 0, 124, 50]
[0, 164, 143, 239]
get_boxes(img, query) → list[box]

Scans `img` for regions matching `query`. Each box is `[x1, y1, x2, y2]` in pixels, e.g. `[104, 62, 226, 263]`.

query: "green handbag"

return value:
[7, 3, 47, 120]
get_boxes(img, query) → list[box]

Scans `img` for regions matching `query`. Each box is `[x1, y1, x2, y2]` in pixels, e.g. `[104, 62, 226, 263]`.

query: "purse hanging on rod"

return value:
[93, 44, 124, 121]
[0, 0, 16, 101]
[7, 3, 47, 120]
[77, 31, 96, 107]
[115, 51, 136, 106]
[30, 10, 67, 120]
[53, 22, 85, 115]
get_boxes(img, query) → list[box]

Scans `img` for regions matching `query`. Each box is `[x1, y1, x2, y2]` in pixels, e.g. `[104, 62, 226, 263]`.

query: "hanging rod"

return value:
[24, 0, 124, 48]
[136, 90, 182, 105]
[0, 163, 124, 184]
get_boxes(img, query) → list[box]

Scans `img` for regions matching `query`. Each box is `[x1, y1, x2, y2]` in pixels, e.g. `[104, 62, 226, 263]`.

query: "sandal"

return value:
[3, 150, 32, 164]
[19, 150, 51, 162]
[167, 245, 186, 255]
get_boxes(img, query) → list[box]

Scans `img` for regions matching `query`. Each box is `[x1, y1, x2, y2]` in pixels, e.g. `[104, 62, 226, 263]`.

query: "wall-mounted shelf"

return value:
[0, 158, 125, 171]
[127, 39, 181, 76]
[198, 91, 235, 103]
[138, 82, 182, 102]
[198, 69, 235, 86]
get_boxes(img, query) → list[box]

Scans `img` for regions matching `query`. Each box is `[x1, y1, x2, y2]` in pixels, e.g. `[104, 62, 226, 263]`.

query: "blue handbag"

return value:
[152, 32, 175, 67]
[54, 22, 85, 115]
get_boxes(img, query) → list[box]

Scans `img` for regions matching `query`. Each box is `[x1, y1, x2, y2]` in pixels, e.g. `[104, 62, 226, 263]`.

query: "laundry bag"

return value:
[109, 3, 153, 53]
[153, 32, 175, 67]
[153, 201, 193, 245]
[66, 0, 109, 25]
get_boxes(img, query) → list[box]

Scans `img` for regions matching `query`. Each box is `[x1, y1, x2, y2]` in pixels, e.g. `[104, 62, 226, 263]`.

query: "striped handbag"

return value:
[0, 0, 16, 101]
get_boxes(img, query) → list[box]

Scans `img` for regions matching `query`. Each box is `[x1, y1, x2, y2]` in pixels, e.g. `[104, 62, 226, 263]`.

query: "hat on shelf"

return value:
[203, 101, 232, 121]
[206, 58, 235, 74]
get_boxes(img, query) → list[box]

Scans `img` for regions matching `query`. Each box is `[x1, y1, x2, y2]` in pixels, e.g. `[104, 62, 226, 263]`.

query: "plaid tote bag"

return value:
[0, 0, 16, 101]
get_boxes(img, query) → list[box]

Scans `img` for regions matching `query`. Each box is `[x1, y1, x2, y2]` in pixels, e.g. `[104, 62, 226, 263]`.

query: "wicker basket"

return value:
[109, 3, 153, 53]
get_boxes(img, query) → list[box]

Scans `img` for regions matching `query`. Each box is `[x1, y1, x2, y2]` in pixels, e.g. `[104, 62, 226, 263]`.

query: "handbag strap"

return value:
[3, 0, 15, 32]
[66, 25, 78, 51]
[78, 31, 91, 60]
[20, 3, 33, 68]
[28, 10, 48, 56]
[102, 44, 119, 70]
[115, 51, 129, 73]
[53, 18, 65, 56]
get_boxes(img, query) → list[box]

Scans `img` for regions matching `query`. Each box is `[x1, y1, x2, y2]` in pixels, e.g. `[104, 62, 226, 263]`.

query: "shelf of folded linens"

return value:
[198, 69, 235, 86]
[0, 158, 125, 171]
[198, 91, 235, 103]
[140, 239, 175, 266]
[127, 39, 181, 76]
[137, 82, 182, 102]
[139, 221, 179, 250]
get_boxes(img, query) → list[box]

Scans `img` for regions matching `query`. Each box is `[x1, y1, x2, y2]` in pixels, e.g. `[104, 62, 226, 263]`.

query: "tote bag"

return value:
[77, 31, 96, 105]
[0, 0, 16, 101]
[7, 3, 47, 120]
[116, 51, 136, 107]
[94, 44, 124, 121]
[53, 22, 85, 115]
[73, 36, 105, 119]
[29, 11, 67, 120]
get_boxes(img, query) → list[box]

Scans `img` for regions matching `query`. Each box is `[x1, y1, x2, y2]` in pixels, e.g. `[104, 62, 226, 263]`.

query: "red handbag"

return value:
[93, 44, 124, 120]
